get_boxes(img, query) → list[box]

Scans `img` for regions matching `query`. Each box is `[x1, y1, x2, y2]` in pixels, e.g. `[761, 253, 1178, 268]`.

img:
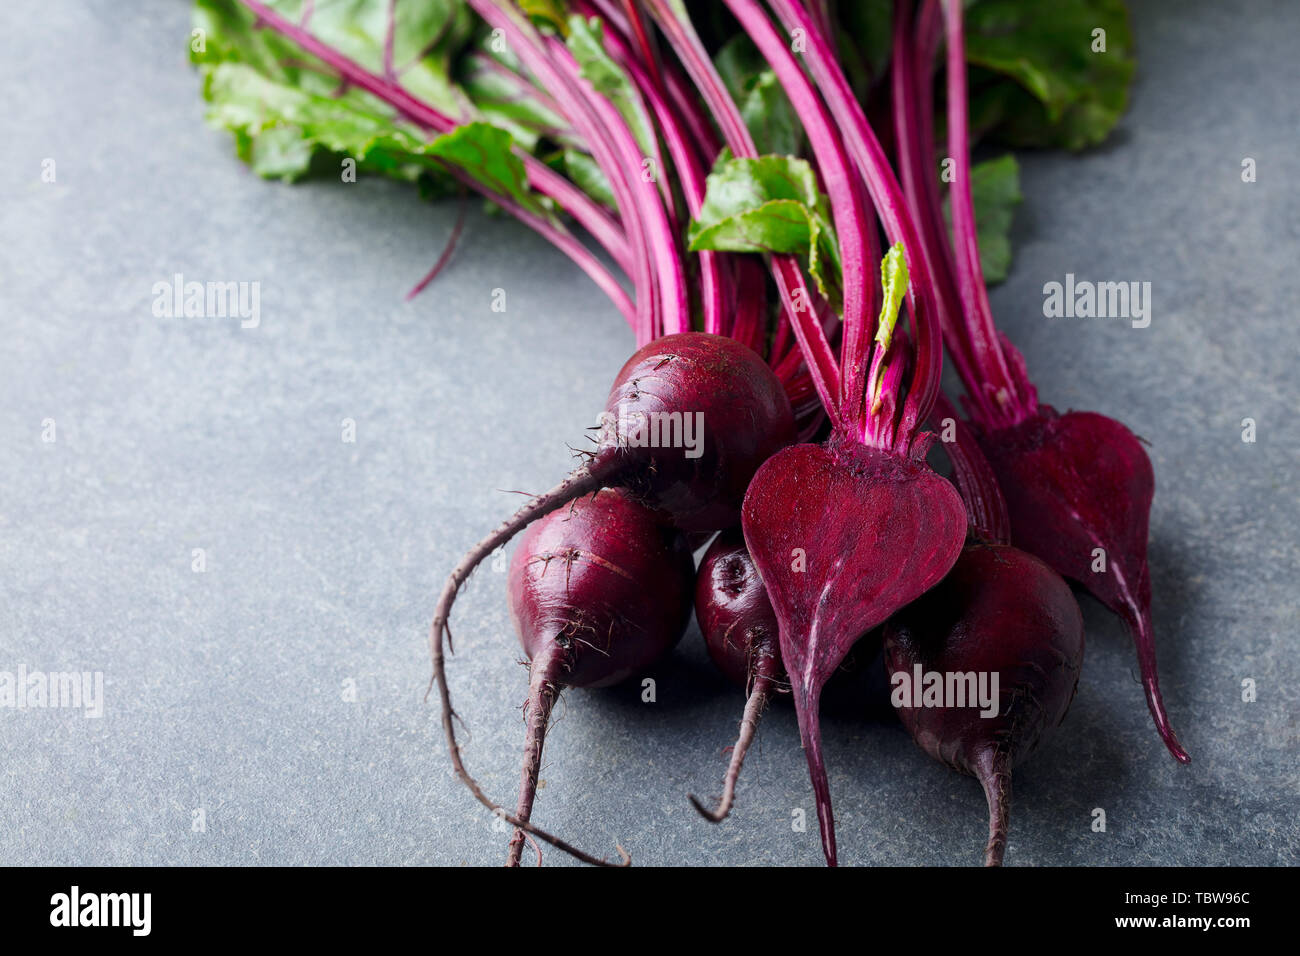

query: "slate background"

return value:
[0, 0, 1296, 866]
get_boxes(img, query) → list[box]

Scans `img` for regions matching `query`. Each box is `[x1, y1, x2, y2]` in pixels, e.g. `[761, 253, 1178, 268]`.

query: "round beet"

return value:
[604, 334, 796, 533]
[884, 541, 1084, 865]
[689, 529, 786, 821]
[509, 489, 694, 688]
[504, 489, 694, 866]
[695, 529, 781, 687]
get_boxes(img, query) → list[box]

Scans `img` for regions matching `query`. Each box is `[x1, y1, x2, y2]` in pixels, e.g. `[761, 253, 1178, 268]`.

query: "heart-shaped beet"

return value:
[975, 406, 1188, 764]
[742, 435, 967, 865]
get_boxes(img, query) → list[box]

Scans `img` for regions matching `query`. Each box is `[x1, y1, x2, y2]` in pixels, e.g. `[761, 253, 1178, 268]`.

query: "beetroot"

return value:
[503, 488, 694, 866]
[689, 529, 786, 821]
[884, 542, 1084, 865]
[429, 331, 793, 865]
[972, 406, 1179, 761]
[743, 434, 965, 864]
[605, 334, 797, 533]
[889, 0, 1186, 763]
[677, 0, 970, 865]
[880, 401, 1085, 865]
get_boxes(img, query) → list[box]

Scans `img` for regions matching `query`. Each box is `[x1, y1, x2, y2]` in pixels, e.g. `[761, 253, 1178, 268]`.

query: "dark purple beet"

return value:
[742, 431, 967, 865]
[972, 404, 1187, 764]
[689, 528, 786, 821]
[884, 541, 1084, 865]
[504, 488, 694, 865]
[605, 333, 797, 533]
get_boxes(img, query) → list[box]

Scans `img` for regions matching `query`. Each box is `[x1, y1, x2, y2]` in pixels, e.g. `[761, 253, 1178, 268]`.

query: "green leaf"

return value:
[964, 0, 1135, 150]
[202, 60, 436, 182]
[192, 0, 482, 186]
[875, 242, 909, 351]
[714, 35, 801, 156]
[868, 242, 910, 410]
[565, 15, 658, 161]
[460, 50, 568, 152]
[943, 153, 1022, 284]
[519, 0, 570, 34]
[425, 121, 547, 214]
[689, 154, 842, 312]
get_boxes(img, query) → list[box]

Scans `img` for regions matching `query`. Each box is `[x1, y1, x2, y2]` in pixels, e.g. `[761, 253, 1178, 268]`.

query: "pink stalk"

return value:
[579, 7, 730, 337]
[722, 0, 872, 424]
[644, 0, 843, 422]
[581, 4, 740, 339]
[235, 0, 634, 313]
[406, 193, 467, 300]
[890, 1, 980, 404]
[582, 0, 723, 159]
[729, 257, 768, 355]
[546, 36, 689, 336]
[931, 392, 1010, 544]
[765, 0, 943, 449]
[465, 0, 661, 342]
[941, 0, 1027, 423]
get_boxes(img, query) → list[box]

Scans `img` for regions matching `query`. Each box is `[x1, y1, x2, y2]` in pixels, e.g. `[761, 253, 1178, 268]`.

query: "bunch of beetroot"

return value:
[211, 0, 1185, 867]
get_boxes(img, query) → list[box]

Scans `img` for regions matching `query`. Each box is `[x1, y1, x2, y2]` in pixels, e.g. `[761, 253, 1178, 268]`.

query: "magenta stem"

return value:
[466, 0, 660, 343]
[406, 192, 468, 300]
[724, 0, 872, 426]
[765, 0, 942, 451]
[891, 0, 983, 411]
[932, 392, 1010, 544]
[645, 0, 843, 421]
[572, 20, 727, 336]
[547, 36, 690, 336]
[235, 0, 635, 322]
[942, 0, 1023, 419]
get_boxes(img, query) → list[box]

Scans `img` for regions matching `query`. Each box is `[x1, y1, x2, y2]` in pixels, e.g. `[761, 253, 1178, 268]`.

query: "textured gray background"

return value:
[0, 0, 1296, 867]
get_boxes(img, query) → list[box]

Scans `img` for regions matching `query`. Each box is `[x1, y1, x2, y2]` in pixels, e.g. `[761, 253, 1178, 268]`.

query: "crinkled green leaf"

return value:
[201, 60, 439, 182]
[192, 0, 482, 185]
[689, 154, 842, 312]
[425, 121, 547, 213]
[192, 0, 552, 217]
[965, 0, 1135, 150]
[565, 15, 658, 161]
[943, 153, 1022, 284]
[714, 35, 801, 157]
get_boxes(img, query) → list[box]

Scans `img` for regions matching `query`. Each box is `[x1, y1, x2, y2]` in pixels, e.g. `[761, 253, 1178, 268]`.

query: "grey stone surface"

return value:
[0, 0, 1296, 867]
